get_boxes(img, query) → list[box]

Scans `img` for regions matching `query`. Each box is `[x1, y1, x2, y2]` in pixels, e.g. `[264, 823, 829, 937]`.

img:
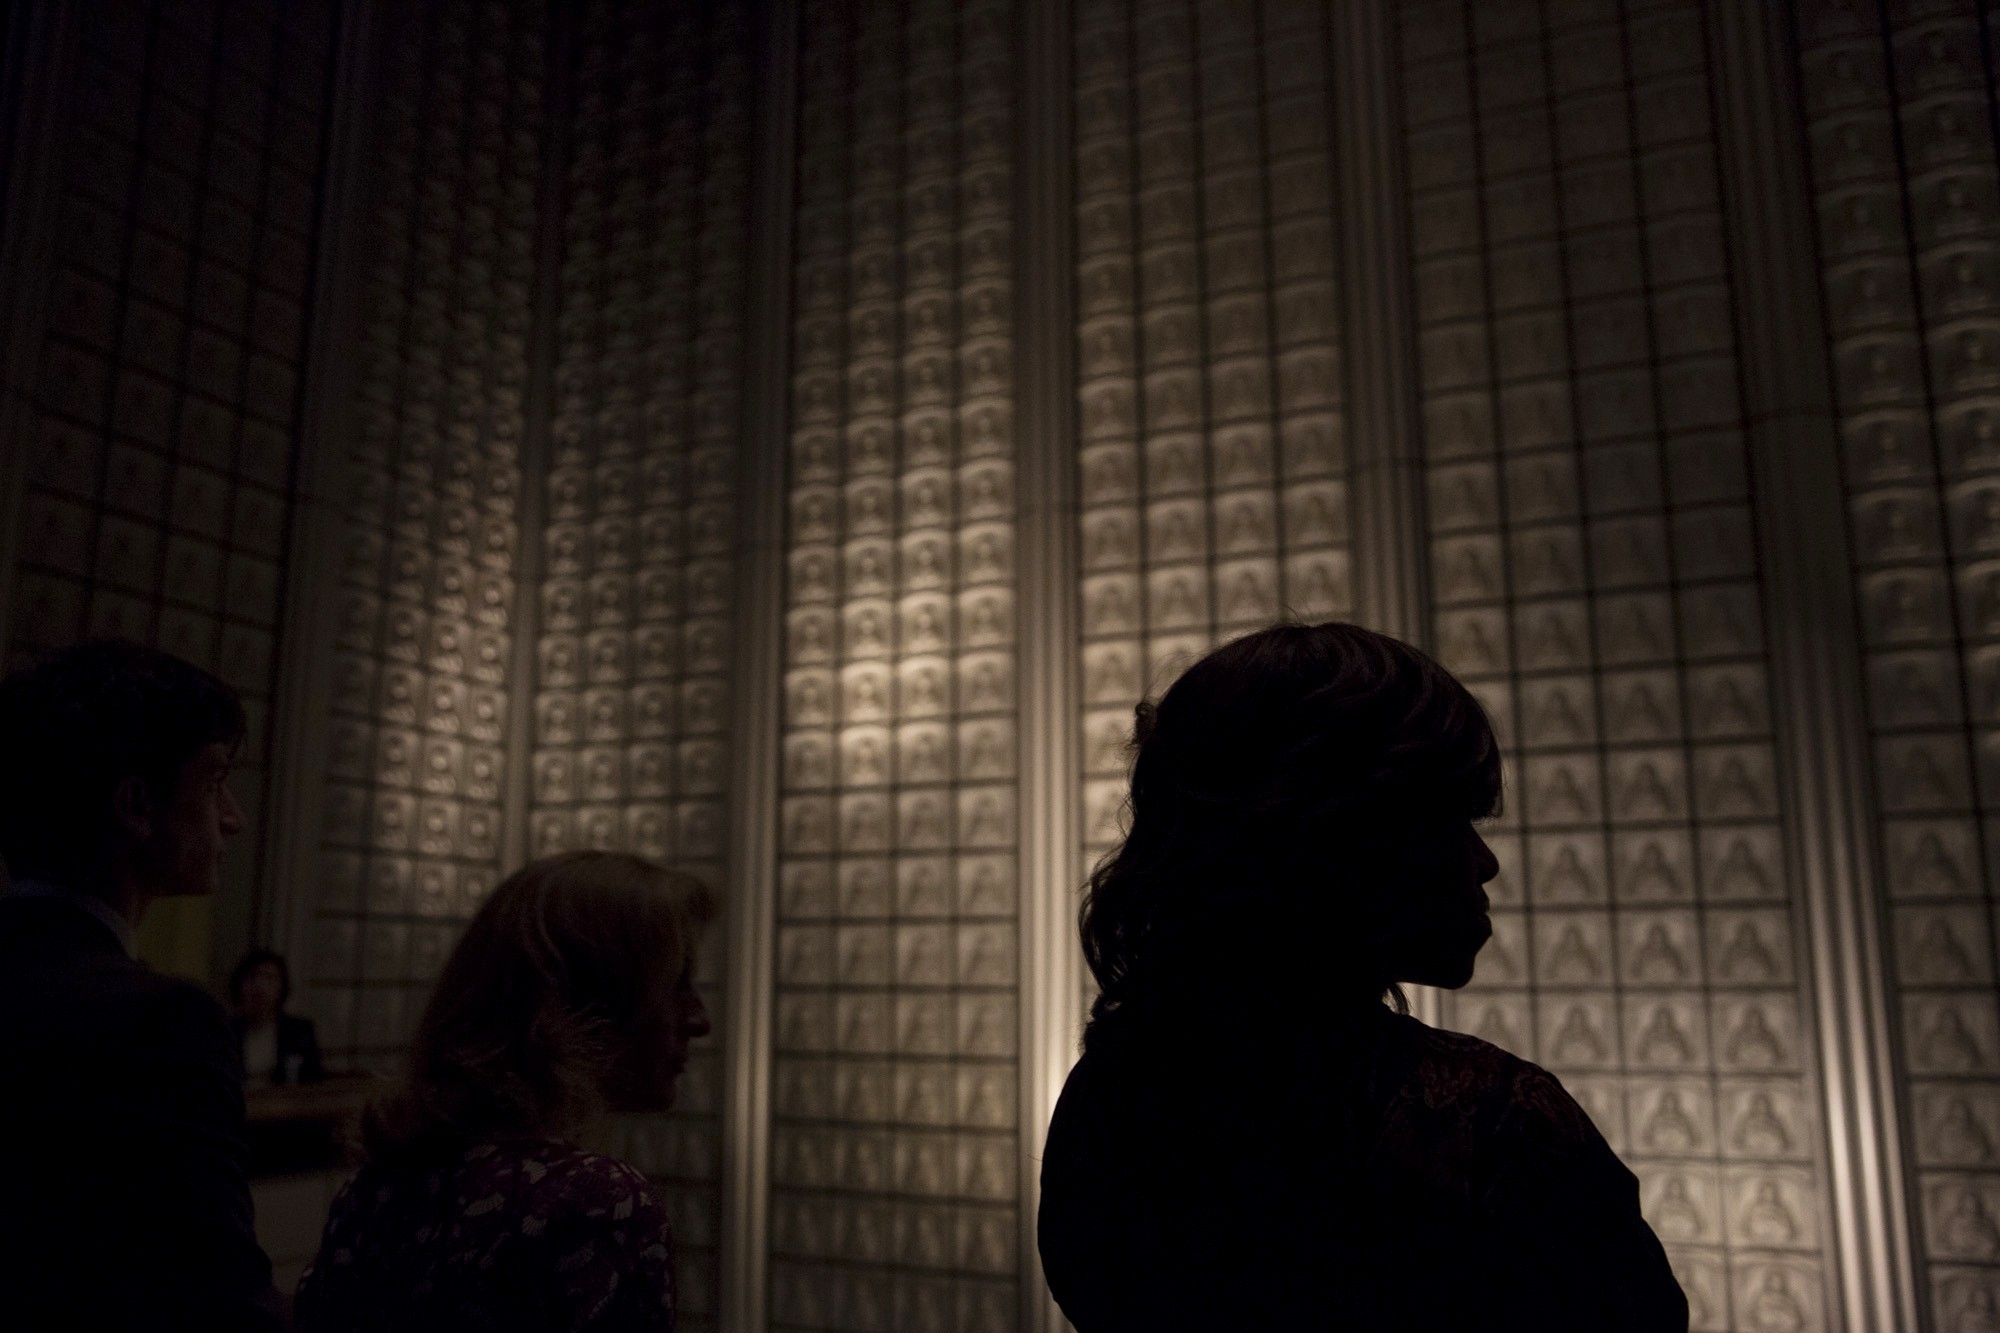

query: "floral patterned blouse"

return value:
[295, 1139, 676, 1332]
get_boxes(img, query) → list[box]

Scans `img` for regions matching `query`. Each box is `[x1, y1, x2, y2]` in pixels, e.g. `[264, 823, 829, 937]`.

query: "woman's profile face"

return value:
[609, 967, 713, 1113]
[1371, 815, 1500, 990]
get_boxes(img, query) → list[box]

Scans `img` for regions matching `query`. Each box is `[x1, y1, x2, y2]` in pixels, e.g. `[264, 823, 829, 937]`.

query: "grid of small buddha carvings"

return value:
[771, 2, 1021, 1328]
[1073, 0, 1351, 889]
[524, 3, 750, 1327]
[6, 0, 335, 903]
[1794, 0, 2000, 1323]
[311, 0, 543, 1067]
[1399, 3, 1829, 1329]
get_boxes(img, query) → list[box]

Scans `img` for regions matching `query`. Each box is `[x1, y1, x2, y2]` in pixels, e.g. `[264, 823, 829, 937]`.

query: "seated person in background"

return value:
[295, 850, 714, 1333]
[229, 947, 324, 1087]
[1038, 622, 1688, 1333]
[0, 640, 282, 1332]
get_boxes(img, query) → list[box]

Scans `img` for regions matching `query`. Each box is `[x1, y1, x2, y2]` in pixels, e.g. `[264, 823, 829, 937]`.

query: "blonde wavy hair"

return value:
[362, 850, 715, 1161]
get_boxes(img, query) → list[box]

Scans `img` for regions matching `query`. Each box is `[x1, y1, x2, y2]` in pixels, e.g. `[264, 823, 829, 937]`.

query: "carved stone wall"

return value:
[16, 2, 2000, 1328]
[769, 3, 1022, 1327]
[1071, 0, 1352, 901]
[1794, 0, 2000, 1324]
[305, 0, 543, 1065]
[1397, 4, 1834, 1327]
[522, 3, 751, 1326]
[1, 0, 339, 975]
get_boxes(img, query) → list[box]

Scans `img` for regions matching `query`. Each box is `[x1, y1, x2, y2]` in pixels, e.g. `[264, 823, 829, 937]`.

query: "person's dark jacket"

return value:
[0, 893, 283, 1331]
[231, 1012, 326, 1086]
[1041, 1005, 1689, 1333]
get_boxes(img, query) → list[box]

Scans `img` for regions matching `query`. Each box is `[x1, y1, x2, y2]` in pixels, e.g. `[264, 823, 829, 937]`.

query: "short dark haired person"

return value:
[1038, 623, 1688, 1332]
[229, 947, 324, 1087]
[0, 640, 282, 1331]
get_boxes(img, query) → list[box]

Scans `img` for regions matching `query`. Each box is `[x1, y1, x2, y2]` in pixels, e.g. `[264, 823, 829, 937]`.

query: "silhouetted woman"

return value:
[295, 851, 712, 1332]
[1039, 623, 1686, 1332]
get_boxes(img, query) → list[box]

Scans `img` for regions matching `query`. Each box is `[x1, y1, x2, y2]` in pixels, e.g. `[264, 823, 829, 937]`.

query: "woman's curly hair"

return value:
[1079, 622, 1501, 1049]
[362, 851, 714, 1162]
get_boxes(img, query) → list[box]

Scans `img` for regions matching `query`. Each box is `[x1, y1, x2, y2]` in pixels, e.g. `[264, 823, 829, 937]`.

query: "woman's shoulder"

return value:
[337, 1140, 664, 1227]
[459, 1140, 666, 1220]
[1379, 1009, 1525, 1081]
[1380, 1013, 1603, 1149]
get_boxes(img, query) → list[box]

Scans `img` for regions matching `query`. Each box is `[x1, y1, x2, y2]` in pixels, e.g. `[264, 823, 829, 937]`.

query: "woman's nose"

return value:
[1473, 832, 1501, 882]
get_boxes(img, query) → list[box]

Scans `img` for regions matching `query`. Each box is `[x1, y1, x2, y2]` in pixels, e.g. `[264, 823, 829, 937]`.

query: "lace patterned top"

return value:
[295, 1139, 676, 1333]
[1039, 1006, 1688, 1333]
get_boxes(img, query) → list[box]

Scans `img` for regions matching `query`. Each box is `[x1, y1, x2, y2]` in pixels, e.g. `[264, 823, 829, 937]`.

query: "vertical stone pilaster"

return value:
[1329, 0, 1439, 1027]
[1016, 0, 1081, 1328]
[1332, 0, 1430, 649]
[266, 0, 378, 970]
[1708, 3, 1920, 1329]
[500, 2, 574, 873]
[722, 2, 797, 1327]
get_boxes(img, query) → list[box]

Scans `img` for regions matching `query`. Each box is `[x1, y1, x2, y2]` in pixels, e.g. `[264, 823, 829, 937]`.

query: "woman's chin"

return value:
[1405, 943, 1485, 991]
[1428, 963, 1479, 991]
[605, 1080, 679, 1117]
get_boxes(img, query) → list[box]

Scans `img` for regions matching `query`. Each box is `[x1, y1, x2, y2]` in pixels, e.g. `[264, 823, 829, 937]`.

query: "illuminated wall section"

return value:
[1794, 0, 2000, 1323]
[307, 0, 543, 1066]
[1, 0, 338, 972]
[1398, 3, 1832, 1328]
[770, 2, 1021, 1327]
[523, 3, 750, 1327]
[1072, 0, 1350, 889]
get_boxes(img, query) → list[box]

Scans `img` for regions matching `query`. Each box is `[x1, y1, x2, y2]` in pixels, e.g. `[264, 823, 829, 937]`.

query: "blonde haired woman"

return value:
[296, 852, 713, 1332]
